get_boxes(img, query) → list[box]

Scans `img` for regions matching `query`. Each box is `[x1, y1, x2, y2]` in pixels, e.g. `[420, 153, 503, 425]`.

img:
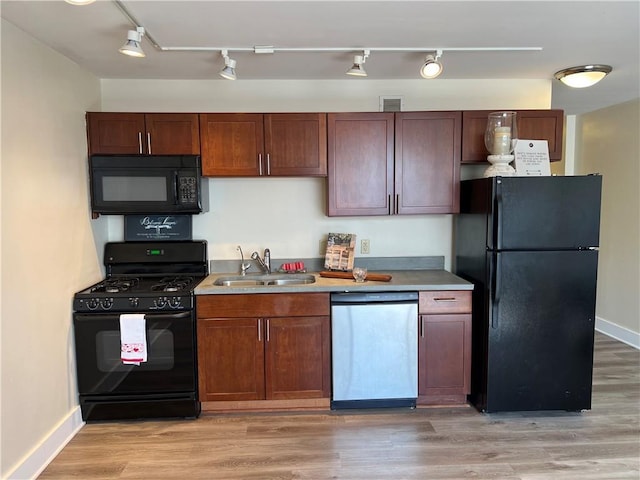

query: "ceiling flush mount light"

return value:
[219, 50, 237, 80]
[554, 64, 612, 88]
[119, 27, 145, 58]
[420, 50, 443, 79]
[64, 0, 96, 4]
[346, 50, 370, 77]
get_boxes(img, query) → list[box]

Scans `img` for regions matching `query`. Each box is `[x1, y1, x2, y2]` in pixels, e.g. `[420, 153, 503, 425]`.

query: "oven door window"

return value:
[96, 329, 174, 372]
[74, 312, 195, 395]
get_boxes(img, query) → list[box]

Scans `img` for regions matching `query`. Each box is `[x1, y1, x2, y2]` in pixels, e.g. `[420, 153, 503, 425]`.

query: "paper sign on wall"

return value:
[514, 139, 551, 176]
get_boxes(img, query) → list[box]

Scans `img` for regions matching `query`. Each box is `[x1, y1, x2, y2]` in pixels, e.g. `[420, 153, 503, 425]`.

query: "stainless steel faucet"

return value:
[251, 248, 271, 274]
[237, 245, 251, 276]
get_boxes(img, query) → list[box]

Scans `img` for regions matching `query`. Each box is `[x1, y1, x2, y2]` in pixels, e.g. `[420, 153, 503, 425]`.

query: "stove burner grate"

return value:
[151, 276, 195, 293]
[91, 278, 139, 294]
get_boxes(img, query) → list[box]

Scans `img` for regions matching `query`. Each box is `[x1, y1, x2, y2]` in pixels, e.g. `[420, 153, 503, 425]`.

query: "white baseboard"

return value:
[596, 316, 640, 350]
[5, 406, 84, 480]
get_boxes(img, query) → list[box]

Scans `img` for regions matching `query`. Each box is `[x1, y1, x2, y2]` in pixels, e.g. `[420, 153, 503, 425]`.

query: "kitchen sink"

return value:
[212, 274, 316, 287]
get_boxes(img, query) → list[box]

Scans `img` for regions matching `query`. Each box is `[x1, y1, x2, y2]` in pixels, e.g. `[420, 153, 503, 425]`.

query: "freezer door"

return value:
[490, 176, 602, 250]
[485, 249, 598, 412]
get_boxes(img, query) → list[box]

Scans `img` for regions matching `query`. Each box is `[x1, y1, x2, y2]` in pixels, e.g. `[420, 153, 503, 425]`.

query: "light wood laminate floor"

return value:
[39, 333, 640, 479]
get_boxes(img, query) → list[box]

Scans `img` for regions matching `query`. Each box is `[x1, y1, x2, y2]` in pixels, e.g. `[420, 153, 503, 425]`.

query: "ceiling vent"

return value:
[380, 96, 404, 112]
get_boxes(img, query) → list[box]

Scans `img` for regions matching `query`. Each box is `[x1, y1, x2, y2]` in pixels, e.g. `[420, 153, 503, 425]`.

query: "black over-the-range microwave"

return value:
[89, 155, 208, 215]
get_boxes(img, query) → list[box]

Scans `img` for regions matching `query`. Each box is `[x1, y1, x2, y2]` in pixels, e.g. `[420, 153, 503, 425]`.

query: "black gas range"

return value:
[72, 241, 207, 422]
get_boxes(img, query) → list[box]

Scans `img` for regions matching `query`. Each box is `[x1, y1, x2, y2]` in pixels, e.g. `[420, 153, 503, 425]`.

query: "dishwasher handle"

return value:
[331, 291, 418, 305]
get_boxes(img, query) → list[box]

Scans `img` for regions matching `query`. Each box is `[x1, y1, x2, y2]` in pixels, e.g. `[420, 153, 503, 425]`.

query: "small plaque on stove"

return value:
[124, 215, 192, 242]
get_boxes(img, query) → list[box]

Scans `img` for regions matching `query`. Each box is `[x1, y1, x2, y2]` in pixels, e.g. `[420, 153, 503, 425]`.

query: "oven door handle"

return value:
[74, 311, 193, 322]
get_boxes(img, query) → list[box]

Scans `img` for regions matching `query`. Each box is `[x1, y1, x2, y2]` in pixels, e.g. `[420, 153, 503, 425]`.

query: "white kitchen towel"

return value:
[120, 314, 147, 365]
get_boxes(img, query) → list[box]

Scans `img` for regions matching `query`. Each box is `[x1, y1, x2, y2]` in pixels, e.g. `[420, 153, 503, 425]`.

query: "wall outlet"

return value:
[361, 239, 370, 255]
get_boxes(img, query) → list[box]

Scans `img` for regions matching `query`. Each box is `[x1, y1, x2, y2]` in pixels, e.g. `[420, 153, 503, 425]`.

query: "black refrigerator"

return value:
[455, 175, 602, 413]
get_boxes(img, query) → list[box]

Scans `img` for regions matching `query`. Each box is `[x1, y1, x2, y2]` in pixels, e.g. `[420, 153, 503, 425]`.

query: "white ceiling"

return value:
[2, 0, 639, 115]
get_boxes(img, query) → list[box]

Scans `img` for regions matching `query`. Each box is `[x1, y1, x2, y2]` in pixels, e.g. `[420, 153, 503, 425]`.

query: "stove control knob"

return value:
[101, 298, 113, 310]
[156, 297, 167, 309]
[87, 298, 99, 310]
[129, 297, 139, 308]
[170, 297, 182, 308]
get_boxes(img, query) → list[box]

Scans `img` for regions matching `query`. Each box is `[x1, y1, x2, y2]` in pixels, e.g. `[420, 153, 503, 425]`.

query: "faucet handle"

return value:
[237, 245, 251, 275]
[264, 248, 271, 273]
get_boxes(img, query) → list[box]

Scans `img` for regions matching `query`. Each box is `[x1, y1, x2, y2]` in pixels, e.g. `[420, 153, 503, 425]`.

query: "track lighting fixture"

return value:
[554, 64, 612, 88]
[110, 3, 543, 78]
[346, 50, 370, 77]
[219, 50, 237, 80]
[118, 27, 145, 58]
[420, 50, 443, 79]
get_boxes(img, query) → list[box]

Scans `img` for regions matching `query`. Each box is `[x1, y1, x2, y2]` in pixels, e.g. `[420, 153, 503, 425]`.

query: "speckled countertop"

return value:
[194, 269, 473, 295]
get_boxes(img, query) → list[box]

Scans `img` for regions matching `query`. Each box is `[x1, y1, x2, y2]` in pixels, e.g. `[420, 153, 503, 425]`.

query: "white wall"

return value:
[101, 79, 551, 268]
[1, 19, 105, 479]
[575, 99, 640, 345]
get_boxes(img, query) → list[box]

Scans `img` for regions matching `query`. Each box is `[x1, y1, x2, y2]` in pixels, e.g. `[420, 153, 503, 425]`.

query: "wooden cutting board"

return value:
[319, 271, 392, 282]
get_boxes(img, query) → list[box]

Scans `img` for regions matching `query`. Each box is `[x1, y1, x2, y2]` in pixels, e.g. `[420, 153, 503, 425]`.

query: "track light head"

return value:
[554, 64, 612, 88]
[219, 50, 237, 80]
[119, 27, 145, 58]
[346, 50, 370, 77]
[420, 50, 443, 79]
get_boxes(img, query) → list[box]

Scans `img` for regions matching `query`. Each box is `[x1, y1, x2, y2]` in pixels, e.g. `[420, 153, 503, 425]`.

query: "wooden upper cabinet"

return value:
[327, 112, 395, 216]
[395, 111, 461, 214]
[144, 114, 200, 155]
[199, 113, 327, 177]
[461, 109, 564, 163]
[86, 112, 200, 155]
[87, 113, 145, 154]
[264, 113, 327, 176]
[327, 111, 460, 217]
[199, 113, 264, 176]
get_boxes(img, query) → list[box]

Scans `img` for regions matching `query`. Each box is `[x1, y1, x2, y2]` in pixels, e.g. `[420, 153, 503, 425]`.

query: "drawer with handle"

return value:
[418, 291, 472, 314]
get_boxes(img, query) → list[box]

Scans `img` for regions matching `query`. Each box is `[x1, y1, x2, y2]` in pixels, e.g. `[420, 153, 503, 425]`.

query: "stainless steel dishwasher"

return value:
[331, 291, 418, 409]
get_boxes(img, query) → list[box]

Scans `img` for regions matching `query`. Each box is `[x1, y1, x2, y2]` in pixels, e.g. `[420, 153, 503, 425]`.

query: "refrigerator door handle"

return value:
[494, 178, 503, 250]
[491, 253, 501, 329]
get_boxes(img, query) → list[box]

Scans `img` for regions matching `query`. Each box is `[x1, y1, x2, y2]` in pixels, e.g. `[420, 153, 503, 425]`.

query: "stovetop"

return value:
[81, 275, 200, 295]
[74, 275, 206, 312]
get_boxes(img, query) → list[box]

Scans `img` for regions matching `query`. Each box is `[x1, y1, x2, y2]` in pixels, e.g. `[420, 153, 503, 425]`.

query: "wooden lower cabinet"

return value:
[196, 293, 331, 411]
[197, 318, 265, 402]
[265, 316, 330, 400]
[417, 291, 472, 405]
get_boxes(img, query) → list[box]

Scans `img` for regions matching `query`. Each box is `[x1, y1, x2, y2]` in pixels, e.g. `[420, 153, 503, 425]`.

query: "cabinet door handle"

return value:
[266, 319, 270, 342]
[147, 132, 152, 154]
[395, 194, 399, 215]
[258, 154, 263, 176]
[388, 194, 392, 215]
[266, 153, 271, 176]
[434, 297, 457, 302]
[257, 318, 262, 342]
[420, 317, 424, 338]
[138, 132, 143, 154]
